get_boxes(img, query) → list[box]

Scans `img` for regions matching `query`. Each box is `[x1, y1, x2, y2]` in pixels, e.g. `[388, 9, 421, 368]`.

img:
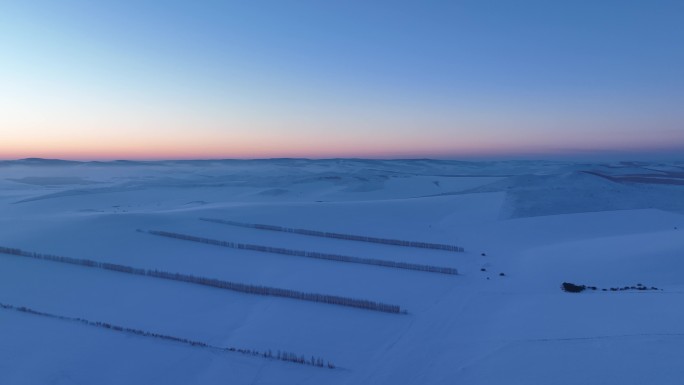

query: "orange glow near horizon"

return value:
[3, 132, 684, 161]
[3, 105, 683, 161]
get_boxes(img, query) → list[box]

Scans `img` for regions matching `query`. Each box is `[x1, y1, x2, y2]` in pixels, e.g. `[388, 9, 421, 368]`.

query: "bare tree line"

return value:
[200, 218, 465, 252]
[0, 302, 335, 369]
[145, 229, 458, 275]
[0, 246, 403, 314]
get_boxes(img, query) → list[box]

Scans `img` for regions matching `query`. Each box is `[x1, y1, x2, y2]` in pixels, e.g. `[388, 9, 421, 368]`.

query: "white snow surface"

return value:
[1, 158, 683, 384]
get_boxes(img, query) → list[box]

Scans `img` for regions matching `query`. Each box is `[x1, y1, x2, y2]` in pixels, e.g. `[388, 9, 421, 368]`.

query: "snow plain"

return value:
[1, 158, 683, 384]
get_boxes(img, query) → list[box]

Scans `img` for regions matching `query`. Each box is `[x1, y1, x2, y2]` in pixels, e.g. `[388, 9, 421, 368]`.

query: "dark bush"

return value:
[561, 282, 586, 293]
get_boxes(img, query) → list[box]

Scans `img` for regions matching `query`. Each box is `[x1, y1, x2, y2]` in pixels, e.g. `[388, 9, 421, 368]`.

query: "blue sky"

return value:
[1, 0, 683, 159]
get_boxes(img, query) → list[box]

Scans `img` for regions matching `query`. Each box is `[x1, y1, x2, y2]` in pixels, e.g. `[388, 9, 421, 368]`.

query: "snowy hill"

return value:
[1, 159, 683, 384]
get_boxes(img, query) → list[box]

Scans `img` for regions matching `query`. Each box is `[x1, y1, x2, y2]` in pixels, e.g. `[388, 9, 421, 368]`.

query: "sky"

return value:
[1, 0, 683, 160]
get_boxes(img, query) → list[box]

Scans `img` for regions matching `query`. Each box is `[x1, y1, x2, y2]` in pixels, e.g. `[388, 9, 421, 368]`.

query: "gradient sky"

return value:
[1, 0, 683, 160]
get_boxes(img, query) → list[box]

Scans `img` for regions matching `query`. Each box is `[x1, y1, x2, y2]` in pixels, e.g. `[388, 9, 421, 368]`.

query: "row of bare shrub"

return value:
[0, 246, 403, 314]
[0, 302, 334, 368]
[200, 218, 464, 252]
[148, 229, 457, 275]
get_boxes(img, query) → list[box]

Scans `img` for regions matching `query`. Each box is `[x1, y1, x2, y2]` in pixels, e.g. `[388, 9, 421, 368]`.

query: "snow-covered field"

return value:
[1, 158, 683, 384]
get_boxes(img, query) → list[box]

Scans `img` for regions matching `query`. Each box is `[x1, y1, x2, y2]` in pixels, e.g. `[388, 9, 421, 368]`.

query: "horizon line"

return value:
[2, 154, 683, 163]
